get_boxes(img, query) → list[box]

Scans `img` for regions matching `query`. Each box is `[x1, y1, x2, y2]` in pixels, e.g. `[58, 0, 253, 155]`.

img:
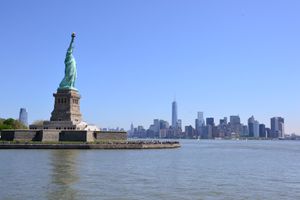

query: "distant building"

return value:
[176, 119, 182, 130]
[217, 117, 228, 138]
[195, 112, 205, 137]
[253, 120, 260, 138]
[137, 126, 146, 138]
[212, 126, 220, 138]
[230, 116, 240, 125]
[229, 115, 241, 135]
[19, 108, 28, 126]
[248, 116, 259, 137]
[195, 112, 205, 128]
[145, 119, 162, 138]
[184, 125, 195, 138]
[219, 117, 228, 125]
[159, 120, 169, 129]
[241, 125, 249, 137]
[259, 124, 266, 138]
[130, 123, 134, 133]
[266, 128, 271, 138]
[128, 122, 134, 137]
[206, 125, 213, 139]
[167, 128, 182, 138]
[203, 117, 215, 139]
[172, 101, 178, 129]
[206, 118, 214, 126]
[153, 119, 160, 133]
[248, 116, 254, 137]
[271, 117, 285, 138]
[159, 128, 168, 138]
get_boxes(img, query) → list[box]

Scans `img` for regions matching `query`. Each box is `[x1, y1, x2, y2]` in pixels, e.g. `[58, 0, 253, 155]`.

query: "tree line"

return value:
[0, 118, 28, 130]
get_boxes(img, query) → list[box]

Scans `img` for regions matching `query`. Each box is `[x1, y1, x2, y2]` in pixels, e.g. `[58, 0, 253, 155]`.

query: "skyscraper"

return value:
[130, 122, 134, 133]
[205, 118, 215, 139]
[206, 118, 214, 126]
[172, 101, 178, 129]
[184, 125, 195, 138]
[177, 119, 182, 130]
[195, 112, 205, 129]
[230, 115, 241, 135]
[194, 112, 204, 138]
[129, 122, 134, 137]
[271, 117, 285, 138]
[259, 124, 266, 138]
[219, 117, 227, 125]
[197, 112, 204, 125]
[241, 125, 249, 137]
[253, 120, 260, 138]
[153, 119, 160, 133]
[248, 116, 255, 137]
[230, 116, 240, 125]
[159, 120, 169, 129]
[19, 108, 28, 126]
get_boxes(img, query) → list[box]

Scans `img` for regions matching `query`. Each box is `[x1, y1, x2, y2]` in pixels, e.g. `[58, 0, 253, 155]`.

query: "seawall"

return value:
[0, 141, 180, 149]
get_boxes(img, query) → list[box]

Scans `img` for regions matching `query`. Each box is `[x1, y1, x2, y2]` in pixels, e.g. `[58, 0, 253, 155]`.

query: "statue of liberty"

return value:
[59, 33, 77, 91]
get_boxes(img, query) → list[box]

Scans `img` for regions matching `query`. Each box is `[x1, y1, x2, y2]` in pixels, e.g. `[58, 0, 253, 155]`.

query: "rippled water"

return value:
[0, 140, 300, 200]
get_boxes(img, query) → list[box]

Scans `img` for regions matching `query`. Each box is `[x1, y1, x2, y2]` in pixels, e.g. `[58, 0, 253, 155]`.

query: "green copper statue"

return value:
[59, 33, 77, 91]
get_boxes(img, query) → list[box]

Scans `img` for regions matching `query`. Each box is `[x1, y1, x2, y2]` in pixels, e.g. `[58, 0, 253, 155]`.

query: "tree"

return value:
[0, 118, 28, 130]
[31, 120, 44, 126]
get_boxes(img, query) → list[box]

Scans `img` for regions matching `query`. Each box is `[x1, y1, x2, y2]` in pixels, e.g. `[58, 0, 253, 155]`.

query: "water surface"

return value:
[0, 140, 299, 200]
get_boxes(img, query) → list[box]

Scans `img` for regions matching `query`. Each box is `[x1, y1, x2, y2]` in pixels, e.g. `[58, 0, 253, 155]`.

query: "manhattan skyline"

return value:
[0, 1, 299, 134]
[129, 99, 287, 139]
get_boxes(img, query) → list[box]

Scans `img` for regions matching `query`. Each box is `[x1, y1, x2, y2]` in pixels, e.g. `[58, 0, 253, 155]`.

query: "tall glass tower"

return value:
[197, 112, 204, 126]
[172, 101, 178, 129]
[271, 117, 285, 138]
[19, 108, 28, 126]
[195, 112, 205, 131]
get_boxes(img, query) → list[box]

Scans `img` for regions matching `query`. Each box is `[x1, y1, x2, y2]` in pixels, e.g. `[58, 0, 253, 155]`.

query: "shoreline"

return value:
[0, 141, 181, 149]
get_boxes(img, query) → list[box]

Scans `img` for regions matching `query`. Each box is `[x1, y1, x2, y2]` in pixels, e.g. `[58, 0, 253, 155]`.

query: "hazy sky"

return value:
[0, 0, 299, 133]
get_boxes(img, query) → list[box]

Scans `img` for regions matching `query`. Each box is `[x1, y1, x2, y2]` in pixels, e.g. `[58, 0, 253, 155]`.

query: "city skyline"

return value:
[129, 99, 289, 138]
[0, 1, 299, 134]
[0, 103, 297, 134]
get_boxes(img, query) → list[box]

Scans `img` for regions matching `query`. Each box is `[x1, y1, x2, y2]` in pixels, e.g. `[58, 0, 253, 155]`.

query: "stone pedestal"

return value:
[1, 130, 127, 142]
[50, 89, 82, 123]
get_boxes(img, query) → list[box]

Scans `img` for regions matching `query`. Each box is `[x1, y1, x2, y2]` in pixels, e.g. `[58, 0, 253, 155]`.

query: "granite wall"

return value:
[40, 130, 60, 142]
[1, 130, 127, 142]
[95, 131, 127, 140]
[1, 130, 40, 141]
[59, 131, 95, 142]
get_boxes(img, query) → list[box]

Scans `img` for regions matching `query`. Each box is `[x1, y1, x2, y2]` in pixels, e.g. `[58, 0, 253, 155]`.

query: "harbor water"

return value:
[0, 140, 299, 200]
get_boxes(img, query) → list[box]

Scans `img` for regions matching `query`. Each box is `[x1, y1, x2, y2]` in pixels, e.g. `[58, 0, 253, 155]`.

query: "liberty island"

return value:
[0, 33, 180, 149]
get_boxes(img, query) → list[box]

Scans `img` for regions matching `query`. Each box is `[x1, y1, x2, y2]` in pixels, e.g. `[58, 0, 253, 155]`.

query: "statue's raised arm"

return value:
[68, 32, 75, 51]
[58, 33, 78, 91]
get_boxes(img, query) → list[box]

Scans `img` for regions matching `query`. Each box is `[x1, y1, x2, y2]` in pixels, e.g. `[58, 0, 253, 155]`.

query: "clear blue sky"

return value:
[0, 0, 299, 133]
